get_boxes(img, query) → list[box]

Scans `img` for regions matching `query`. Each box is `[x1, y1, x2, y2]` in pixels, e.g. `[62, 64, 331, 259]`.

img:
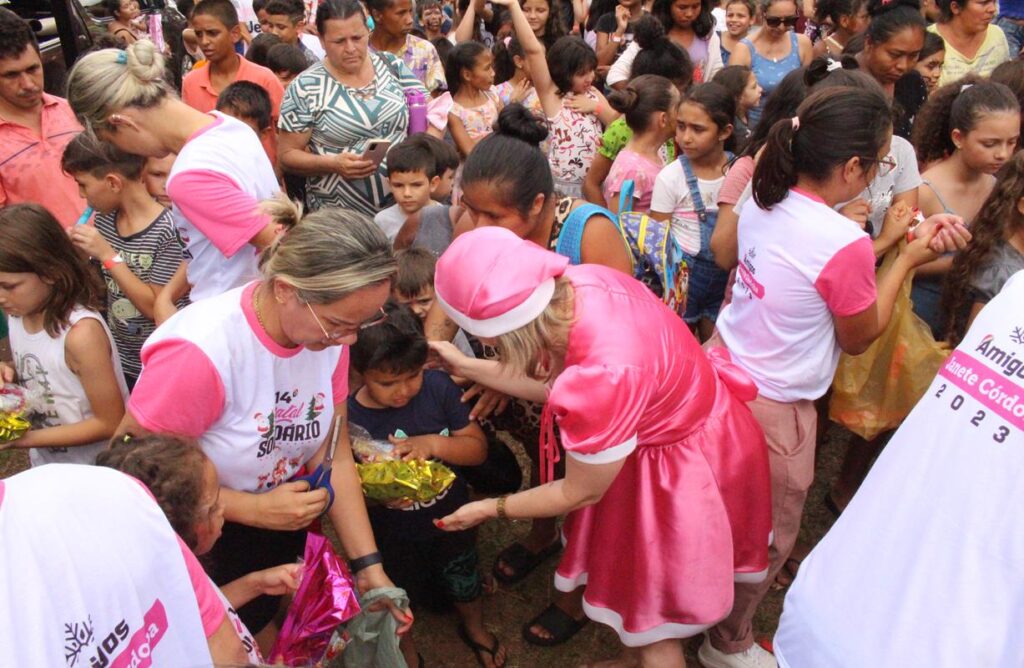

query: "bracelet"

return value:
[349, 551, 383, 573]
[594, 102, 603, 116]
[496, 495, 509, 520]
[102, 253, 124, 270]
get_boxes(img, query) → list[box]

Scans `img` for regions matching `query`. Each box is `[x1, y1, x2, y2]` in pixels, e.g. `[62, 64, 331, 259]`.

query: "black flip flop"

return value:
[824, 492, 843, 518]
[492, 540, 561, 585]
[457, 623, 506, 667]
[521, 603, 589, 647]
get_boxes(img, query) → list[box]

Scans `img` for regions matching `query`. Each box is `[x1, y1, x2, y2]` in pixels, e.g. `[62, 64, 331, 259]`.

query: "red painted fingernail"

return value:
[435, 519, 445, 528]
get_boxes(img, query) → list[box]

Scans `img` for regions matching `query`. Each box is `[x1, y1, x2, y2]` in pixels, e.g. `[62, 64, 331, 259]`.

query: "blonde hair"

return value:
[66, 41, 170, 131]
[495, 277, 575, 380]
[259, 195, 397, 303]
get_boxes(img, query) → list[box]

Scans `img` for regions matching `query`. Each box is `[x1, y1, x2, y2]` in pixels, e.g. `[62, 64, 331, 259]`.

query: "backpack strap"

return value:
[555, 202, 617, 265]
[678, 155, 707, 223]
[618, 180, 636, 216]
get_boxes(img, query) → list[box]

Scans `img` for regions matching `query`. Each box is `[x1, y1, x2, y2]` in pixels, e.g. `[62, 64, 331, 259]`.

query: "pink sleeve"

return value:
[718, 157, 754, 206]
[815, 236, 877, 317]
[167, 169, 270, 257]
[548, 365, 651, 463]
[332, 347, 350, 406]
[177, 536, 226, 637]
[129, 338, 226, 437]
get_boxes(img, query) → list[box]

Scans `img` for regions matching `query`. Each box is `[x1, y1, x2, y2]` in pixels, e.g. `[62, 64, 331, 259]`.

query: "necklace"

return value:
[253, 285, 269, 333]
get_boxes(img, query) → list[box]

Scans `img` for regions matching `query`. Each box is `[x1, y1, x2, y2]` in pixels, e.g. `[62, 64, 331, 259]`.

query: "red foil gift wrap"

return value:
[268, 532, 362, 666]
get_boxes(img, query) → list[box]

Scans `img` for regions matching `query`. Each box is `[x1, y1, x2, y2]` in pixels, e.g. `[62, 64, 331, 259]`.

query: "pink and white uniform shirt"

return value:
[129, 282, 348, 492]
[716, 188, 877, 402]
[166, 112, 279, 302]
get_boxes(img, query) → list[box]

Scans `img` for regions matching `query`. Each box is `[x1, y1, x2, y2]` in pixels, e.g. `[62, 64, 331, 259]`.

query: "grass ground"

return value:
[0, 425, 850, 668]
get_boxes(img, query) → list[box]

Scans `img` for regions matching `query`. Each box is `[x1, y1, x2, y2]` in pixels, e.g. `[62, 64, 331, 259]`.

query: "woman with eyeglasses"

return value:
[699, 86, 970, 668]
[114, 196, 413, 648]
[725, 0, 813, 126]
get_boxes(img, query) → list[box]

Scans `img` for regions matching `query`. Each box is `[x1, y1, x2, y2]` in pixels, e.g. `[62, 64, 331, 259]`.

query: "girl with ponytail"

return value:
[699, 85, 971, 666]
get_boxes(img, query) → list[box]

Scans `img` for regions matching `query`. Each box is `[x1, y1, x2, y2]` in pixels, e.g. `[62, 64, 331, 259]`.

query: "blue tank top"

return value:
[745, 32, 801, 127]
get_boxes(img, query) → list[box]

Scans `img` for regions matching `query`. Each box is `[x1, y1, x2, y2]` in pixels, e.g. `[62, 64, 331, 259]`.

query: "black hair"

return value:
[394, 247, 437, 296]
[586, 0, 617, 31]
[608, 74, 678, 133]
[651, 0, 714, 38]
[191, 0, 240, 28]
[494, 34, 525, 84]
[742, 66, 807, 157]
[445, 40, 488, 95]
[462, 104, 553, 216]
[713, 64, 753, 102]
[547, 36, 597, 94]
[990, 60, 1024, 126]
[684, 82, 737, 152]
[316, 0, 366, 35]
[630, 14, 694, 89]
[216, 80, 273, 130]
[62, 132, 147, 180]
[418, 0, 442, 16]
[246, 32, 282, 66]
[815, 0, 867, 25]
[865, 0, 925, 45]
[264, 0, 305, 21]
[912, 76, 1021, 164]
[267, 42, 308, 74]
[252, 0, 268, 13]
[919, 30, 945, 60]
[803, 54, 863, 88]
[366, 0, 399, 14]
[350, 302, 428, 374]
[102, 0, 128, 20]
[386, 136, 439, 177]
[418, 132, 460, 172]
[521, 0, 566, 48]
[0, 7, 40, 58]
[432, 36, 453, 69]
[753, 86, 892, 208]
[724, 0, 757, 17]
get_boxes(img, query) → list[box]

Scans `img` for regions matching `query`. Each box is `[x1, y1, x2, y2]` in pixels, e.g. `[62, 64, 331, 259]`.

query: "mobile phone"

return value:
[361, 140, 391, 167]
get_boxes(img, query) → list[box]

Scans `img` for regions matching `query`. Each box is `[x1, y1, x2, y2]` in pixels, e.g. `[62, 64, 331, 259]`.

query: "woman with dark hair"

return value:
[813, 0, 871, 58]
[700, 85, 970, 668]
[727, 0, 814, 126]
[104, 0, 146, 45]
[929, 0, 1009, 85]
[606, 0, 724, 87]
[915, 30, 947, 93]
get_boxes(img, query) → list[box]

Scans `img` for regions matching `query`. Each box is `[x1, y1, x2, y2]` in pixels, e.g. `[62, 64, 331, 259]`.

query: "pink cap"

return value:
[435, 227, 570, 337]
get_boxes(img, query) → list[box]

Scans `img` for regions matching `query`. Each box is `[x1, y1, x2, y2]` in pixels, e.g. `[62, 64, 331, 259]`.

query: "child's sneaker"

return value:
[698, 637, 778, 668]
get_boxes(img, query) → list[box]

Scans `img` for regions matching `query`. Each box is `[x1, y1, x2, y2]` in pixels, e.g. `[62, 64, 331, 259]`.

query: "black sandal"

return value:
[521, 603, 589, 647]
[457, 624, 506, 667]
[492, 540, 561, 585]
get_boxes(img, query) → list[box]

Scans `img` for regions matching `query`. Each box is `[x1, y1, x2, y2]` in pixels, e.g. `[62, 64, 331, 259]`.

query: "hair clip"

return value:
[960, 83, 973, 93]
[116, 50, 128, 65]
[826, 58, 842, 72]
[881, 0, 893, 5]
[791, 116, 800, 131]
[504, 35, 512, 47]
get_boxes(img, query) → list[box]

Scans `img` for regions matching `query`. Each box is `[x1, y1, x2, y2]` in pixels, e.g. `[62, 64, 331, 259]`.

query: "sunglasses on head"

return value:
[764, 15, 798, 27]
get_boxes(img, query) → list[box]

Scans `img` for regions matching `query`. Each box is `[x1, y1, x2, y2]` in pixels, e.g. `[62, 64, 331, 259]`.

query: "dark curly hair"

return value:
[940, 151, 1024, 345]
[96, 434, 209, 551]
[911, 76, 1020, 164]
[0, 7, 39, 60]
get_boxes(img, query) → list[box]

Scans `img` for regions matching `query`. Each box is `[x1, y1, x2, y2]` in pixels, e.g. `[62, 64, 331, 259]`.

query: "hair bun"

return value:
[868, 0, 921, 17]
[633, 14, 667, 51]
[495, 104, 549, 147]
[607, 87, 640, 114]
[126, 40, 165, 83]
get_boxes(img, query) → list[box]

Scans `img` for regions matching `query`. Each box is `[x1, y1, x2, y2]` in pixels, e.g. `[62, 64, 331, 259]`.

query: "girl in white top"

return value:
[65, 41, 281, 303]
[700, 86, 971, 666]
[119, 198, 412, 640]
[0, 205, 129, 466]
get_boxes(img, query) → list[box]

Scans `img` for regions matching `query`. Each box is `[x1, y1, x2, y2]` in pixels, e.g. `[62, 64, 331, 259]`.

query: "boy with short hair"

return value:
[348, 303, 504, 668]
[393, 248, 475, 355]
[262, 0, 319, 66]
[216, 80, 275, 149]
[376, 135, 458, 254]
[417, 0, 446, 41]
[61, 134, 184, 389]
[266, 42, 308, 88]
[420, 133, 459, 203]
[245, 31, 282, 67]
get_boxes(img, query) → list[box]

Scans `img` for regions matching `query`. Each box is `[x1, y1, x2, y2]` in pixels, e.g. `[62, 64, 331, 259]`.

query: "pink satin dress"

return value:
[540, 264, 772, 647]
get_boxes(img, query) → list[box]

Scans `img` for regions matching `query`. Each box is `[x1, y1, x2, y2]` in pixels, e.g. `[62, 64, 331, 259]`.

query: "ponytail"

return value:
[753, 86, 891, 209]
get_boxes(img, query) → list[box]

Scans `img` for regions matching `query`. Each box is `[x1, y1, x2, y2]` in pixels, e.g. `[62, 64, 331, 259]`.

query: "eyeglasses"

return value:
[305, 302, 388, 340]
[859, 155, 897, 177]
[764, 15, 798, 27]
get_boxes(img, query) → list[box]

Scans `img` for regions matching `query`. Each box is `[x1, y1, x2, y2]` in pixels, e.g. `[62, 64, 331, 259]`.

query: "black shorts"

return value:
[376, 529, 482, 611]
[205, 521, 307, 633]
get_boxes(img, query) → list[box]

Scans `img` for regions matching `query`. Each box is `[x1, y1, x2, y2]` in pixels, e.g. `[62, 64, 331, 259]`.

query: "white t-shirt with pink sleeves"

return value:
[129, 282, 349, 493]
[602, 149, 664, 213]
[166, 112, 279, 302]
[716, 188, 877, 403]
[0, 464, 221, 666]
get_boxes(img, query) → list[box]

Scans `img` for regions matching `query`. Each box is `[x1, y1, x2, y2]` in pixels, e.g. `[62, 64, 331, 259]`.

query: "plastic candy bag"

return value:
[0, 384, 40, 443]
[350, 424, 456, 503]
[268, 532, 362, 666]
[830, 248, 951, 440]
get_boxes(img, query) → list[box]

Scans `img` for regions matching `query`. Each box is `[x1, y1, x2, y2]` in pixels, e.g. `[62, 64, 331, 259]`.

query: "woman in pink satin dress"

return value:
[430, 226, 772, 667]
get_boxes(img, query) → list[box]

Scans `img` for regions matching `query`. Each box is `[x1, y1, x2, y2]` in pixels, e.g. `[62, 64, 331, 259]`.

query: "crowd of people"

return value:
[0, 0, 1022, 664]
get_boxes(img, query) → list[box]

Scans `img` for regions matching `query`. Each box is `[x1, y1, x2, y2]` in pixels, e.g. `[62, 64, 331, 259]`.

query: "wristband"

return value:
[349, 551, 383, 573]
[102, 253, 124, 270]
[611, 34, 623, 43]
[496, 495, 509, 520]
[594, 102, 603, 116]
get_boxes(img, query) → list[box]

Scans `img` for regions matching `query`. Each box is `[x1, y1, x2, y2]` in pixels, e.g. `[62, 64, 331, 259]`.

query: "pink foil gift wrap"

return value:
[268, 532, 362, 666]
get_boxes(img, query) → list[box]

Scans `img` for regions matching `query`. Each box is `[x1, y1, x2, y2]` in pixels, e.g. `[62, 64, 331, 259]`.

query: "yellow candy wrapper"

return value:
[0, 384, 35, 443]
[0, 414, 30, 443]
[356, 459, 456, 503]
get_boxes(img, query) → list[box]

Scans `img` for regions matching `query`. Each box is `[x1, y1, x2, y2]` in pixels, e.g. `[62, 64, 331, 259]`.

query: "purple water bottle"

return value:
[406, 89, 428, 135]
